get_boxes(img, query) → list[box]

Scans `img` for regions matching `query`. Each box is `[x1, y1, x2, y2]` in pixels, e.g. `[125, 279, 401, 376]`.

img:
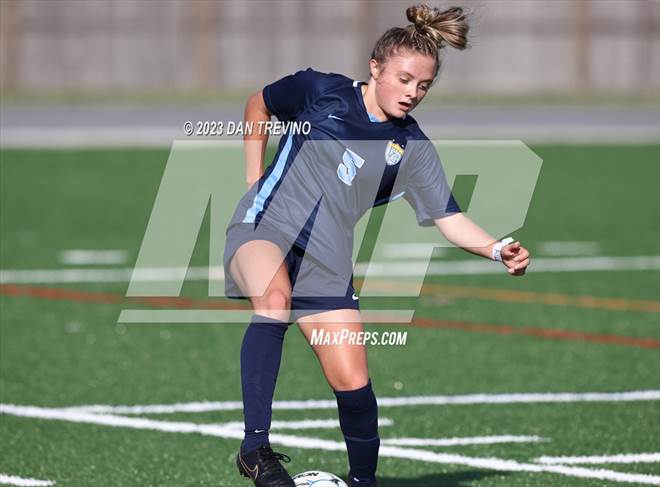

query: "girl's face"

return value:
[370, 51, 436, 119]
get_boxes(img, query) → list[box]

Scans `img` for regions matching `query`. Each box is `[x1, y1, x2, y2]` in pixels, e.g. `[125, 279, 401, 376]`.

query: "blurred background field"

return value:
[1, 0, 659, 100]
[1, 0, 659, 147]
[1, 1, 659, 486]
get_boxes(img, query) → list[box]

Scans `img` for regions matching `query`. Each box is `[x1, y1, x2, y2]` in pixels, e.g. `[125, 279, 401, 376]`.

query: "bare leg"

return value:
[297, 309, 369, 391]
[298, 309, 379, 483]
[228, 239, 291, 321]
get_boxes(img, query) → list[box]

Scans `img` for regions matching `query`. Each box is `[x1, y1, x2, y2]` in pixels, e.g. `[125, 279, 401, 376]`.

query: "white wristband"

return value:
[492, 237, 514, 262]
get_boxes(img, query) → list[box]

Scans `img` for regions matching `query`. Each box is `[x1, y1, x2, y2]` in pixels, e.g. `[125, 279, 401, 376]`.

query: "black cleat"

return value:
[347, 472, 378, 487]
[236, 445, 295, 487]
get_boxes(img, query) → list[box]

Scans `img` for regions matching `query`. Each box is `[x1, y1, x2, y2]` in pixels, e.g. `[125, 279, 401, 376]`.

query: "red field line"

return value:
[0, 284, 248, 309]
[0, 284, 125, 304]
[426, 283, 660, 313]
[411, 317, 660, 349]
[1, 284, 658, 349]
[357, 279, 660, 313]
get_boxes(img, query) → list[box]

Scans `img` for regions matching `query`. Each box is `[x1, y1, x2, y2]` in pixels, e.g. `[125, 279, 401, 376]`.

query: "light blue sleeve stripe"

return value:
[242, 134, 294, 224]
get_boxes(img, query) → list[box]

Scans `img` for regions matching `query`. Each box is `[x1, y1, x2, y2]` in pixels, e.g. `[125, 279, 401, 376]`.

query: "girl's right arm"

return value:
[243, 90, 272, 187]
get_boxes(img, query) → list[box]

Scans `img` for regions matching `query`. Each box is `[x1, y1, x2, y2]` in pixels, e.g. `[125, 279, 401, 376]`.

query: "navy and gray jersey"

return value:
[226, 68, 460, 275]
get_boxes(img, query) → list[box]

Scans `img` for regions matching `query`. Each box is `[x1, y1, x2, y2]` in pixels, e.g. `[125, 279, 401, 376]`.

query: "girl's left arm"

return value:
[434, 213, 530, 276]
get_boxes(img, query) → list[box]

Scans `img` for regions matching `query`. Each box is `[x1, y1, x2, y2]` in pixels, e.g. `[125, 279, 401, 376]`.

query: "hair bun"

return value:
[369, 3, 469, 80]
[405, 4, 469, 51]
[406, 4, 438, 27]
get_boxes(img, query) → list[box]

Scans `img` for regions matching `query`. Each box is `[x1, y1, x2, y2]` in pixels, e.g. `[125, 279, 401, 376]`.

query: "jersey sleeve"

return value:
[403, 140, 461, 226]
[262, 68, 326, 122]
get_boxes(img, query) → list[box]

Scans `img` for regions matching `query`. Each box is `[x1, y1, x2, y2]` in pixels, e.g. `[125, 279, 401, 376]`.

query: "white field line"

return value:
[59, 390, 660, 415]
[0, 129, 247, 149]
[221, 418, 394, 430]
[2, 125, 658, 148]
[380, 244, 448, 259]
[0, 266, 219, 284]
[358, 256, 660, 277]
[1, 256, 659, 284]
[0, 474, 55, 486]
[59, 250, 128, 265]
[536, 453, 660, 465]
[382, 435, 548, 447]
[116, 309, 415, 324]
[1, 404, 659, 485]
[0, 404, 391, 434]
[537, 241, 601, 257]
[377, 445, 660, 485]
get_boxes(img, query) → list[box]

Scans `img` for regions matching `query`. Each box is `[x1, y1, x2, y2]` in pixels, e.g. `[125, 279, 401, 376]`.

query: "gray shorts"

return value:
[223, 222, 359, 323]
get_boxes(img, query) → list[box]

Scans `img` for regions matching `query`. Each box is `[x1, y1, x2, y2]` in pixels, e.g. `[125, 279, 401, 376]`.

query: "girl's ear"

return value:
[369, 59, 380, 80]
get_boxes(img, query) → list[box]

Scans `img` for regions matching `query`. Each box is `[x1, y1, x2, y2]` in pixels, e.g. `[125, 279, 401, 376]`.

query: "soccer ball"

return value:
[293, 470, 348, 486]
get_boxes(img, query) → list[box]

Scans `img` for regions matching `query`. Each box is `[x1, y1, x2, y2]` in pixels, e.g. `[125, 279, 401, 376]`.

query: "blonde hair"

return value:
[371, 4, 469, 78]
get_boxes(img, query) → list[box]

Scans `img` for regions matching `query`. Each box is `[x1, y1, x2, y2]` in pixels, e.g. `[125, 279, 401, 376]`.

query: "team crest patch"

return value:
[385, 140, 404, 166]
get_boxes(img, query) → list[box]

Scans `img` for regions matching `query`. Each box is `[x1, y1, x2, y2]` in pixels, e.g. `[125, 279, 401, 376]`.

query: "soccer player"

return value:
[226, 5, 530, 487]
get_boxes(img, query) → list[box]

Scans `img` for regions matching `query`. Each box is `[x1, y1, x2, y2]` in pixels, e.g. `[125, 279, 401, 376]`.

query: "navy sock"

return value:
[240, 314, 289, 453]
[334, 379, 380, 481]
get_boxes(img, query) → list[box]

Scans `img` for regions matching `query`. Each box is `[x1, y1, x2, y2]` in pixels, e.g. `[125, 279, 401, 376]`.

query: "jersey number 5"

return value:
[337, 148, 365, 186]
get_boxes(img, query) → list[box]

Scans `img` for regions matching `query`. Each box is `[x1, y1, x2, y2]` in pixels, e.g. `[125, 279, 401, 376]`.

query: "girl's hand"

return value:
[501, 241, 530, 276]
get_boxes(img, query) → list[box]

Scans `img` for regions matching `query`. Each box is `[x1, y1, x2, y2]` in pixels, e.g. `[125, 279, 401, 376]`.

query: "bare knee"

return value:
[264, 288, 290, 312]
[253, 288, 291, 322]
[330, 374, 370, 393]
